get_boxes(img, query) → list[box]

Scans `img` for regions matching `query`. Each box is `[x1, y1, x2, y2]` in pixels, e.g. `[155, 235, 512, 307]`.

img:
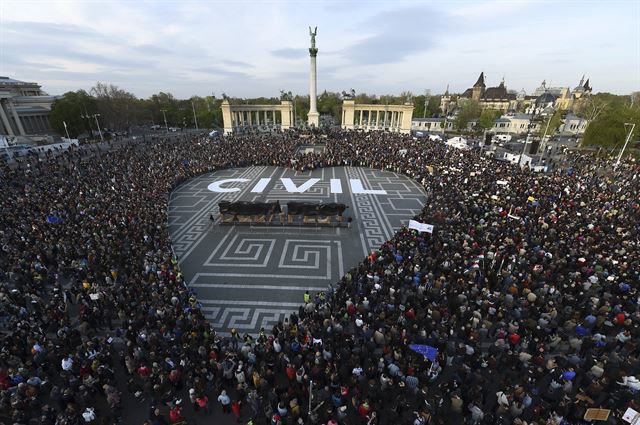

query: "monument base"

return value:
[307, 112, 319, 127]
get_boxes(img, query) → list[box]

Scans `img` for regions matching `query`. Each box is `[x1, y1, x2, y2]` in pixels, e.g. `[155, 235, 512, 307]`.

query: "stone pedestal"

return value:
[307, 112, 319, 127]
[341, 100, 355, 130]
[221, 100, 233, 135]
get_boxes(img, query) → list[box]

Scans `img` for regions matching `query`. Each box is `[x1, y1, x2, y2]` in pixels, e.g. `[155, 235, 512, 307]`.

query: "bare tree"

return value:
[575, 96, 608, 122]
[90, 82, 141, 130]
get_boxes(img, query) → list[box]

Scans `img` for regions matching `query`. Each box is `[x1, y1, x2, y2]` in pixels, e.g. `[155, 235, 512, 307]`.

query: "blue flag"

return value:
[46, 215, 63, 224]
[409, 344, 438, 362]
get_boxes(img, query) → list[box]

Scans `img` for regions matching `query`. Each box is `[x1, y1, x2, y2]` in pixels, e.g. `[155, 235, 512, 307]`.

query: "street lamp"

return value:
[94, 114, 104, 142]
[536, 112, 555, 167]
[62, 120, 71, 140]
[81, 113, 104, 142]
[519, 108, 544, 168]
[160, 109, 169, 133]
[291, 92, 296, 128]
[191, 101, 199, 131]
[423, 89, 431, 118]
[615, 122, 636, 168]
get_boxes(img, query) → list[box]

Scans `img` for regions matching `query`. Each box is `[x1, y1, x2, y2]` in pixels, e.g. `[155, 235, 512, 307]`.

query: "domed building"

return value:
[525, 91, 559, 115]
[532, 80, 565, 97]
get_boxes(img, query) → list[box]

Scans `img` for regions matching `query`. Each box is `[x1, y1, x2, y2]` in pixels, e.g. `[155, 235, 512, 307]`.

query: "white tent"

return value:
[445, 137, 469, 150]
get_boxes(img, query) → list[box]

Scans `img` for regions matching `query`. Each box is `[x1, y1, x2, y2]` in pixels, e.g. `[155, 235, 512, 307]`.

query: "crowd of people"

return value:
[0, 129, 638, 425]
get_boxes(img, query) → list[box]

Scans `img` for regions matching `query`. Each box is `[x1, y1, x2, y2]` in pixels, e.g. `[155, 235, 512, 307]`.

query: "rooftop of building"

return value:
[505, 113, 534, 120]
[0, 76, 40, 86]
[13, 106, 51, 115]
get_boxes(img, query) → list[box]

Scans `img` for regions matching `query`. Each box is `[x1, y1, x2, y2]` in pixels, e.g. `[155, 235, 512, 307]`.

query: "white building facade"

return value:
[491, 113, 542, 135]
[0, 77, 58, 137]
[558, 113, 588, 135]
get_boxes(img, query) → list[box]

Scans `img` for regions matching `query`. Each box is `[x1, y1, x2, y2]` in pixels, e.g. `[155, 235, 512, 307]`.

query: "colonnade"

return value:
[232, 109, 284, 127]
[0, 97, 51, 136]
[20, 115, 51, 134]
[221, 100, 294, 135]
[346, 109, 406, 130]
[341, 100, 414, 134]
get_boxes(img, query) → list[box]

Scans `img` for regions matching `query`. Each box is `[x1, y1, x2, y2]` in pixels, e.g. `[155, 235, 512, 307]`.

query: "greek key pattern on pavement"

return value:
[168, 166, 427, 335]
[168, 167, 266, 257]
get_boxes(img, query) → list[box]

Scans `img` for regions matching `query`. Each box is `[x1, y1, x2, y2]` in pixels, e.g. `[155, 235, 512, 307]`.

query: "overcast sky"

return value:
[1, 0, 639, 99]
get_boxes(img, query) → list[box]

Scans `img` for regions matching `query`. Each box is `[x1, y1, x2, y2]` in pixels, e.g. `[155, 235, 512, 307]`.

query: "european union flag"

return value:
[409, 344, 438, 362]
[46, 215, 63, 224]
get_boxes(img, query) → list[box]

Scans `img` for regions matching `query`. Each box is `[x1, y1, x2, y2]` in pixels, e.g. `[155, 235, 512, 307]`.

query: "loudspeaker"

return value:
[529, 140, 540, 155]
[484, 133, 492, 146]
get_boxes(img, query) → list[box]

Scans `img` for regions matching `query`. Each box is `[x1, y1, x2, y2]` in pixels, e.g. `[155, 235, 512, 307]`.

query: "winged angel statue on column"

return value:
[309, 26, 317, 48]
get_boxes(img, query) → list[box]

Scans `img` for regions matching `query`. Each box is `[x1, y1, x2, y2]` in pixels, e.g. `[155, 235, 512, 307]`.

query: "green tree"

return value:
[454, 100, 481, 131]
[189, 95, 221, 129]
[147, 92, 179, 127]
[537, 109, 564, 138]
[354, 93, 377, 104]
[413, 95, 442, 118]
[90, 82, 142, 130]
[579, 93, 639, 149]
[294, 95, 310, 125]
[49, 90, 96, 138]
[583, 106, 640, 149]
[317, 91, 343, 123]
[479, 109, 502, 130]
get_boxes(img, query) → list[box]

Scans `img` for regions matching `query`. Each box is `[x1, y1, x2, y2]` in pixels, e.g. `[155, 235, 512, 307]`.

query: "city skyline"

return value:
[2, 0, 639, 98]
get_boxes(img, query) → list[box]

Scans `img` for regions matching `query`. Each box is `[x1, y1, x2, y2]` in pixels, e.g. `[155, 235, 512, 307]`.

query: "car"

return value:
[493, 134, 512, 143]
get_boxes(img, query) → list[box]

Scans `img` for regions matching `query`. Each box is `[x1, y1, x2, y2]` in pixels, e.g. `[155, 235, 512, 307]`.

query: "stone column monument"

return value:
[307, 26, 319, 127]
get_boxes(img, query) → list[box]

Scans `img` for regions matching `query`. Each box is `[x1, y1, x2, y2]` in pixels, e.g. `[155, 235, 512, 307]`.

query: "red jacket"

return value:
[231, 401, 241, 415]
[169, 407, 182, 423]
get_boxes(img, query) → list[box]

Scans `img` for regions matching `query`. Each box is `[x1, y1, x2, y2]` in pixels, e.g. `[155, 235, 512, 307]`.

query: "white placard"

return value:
[623, 407, 640, 424]
[409, 220, 434, 234]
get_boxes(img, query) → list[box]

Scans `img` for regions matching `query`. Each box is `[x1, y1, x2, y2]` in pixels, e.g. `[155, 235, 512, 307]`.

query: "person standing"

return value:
[218, 389, 231, 413]
[196, 393, 210, 415]
[231, 399, 242, 423]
